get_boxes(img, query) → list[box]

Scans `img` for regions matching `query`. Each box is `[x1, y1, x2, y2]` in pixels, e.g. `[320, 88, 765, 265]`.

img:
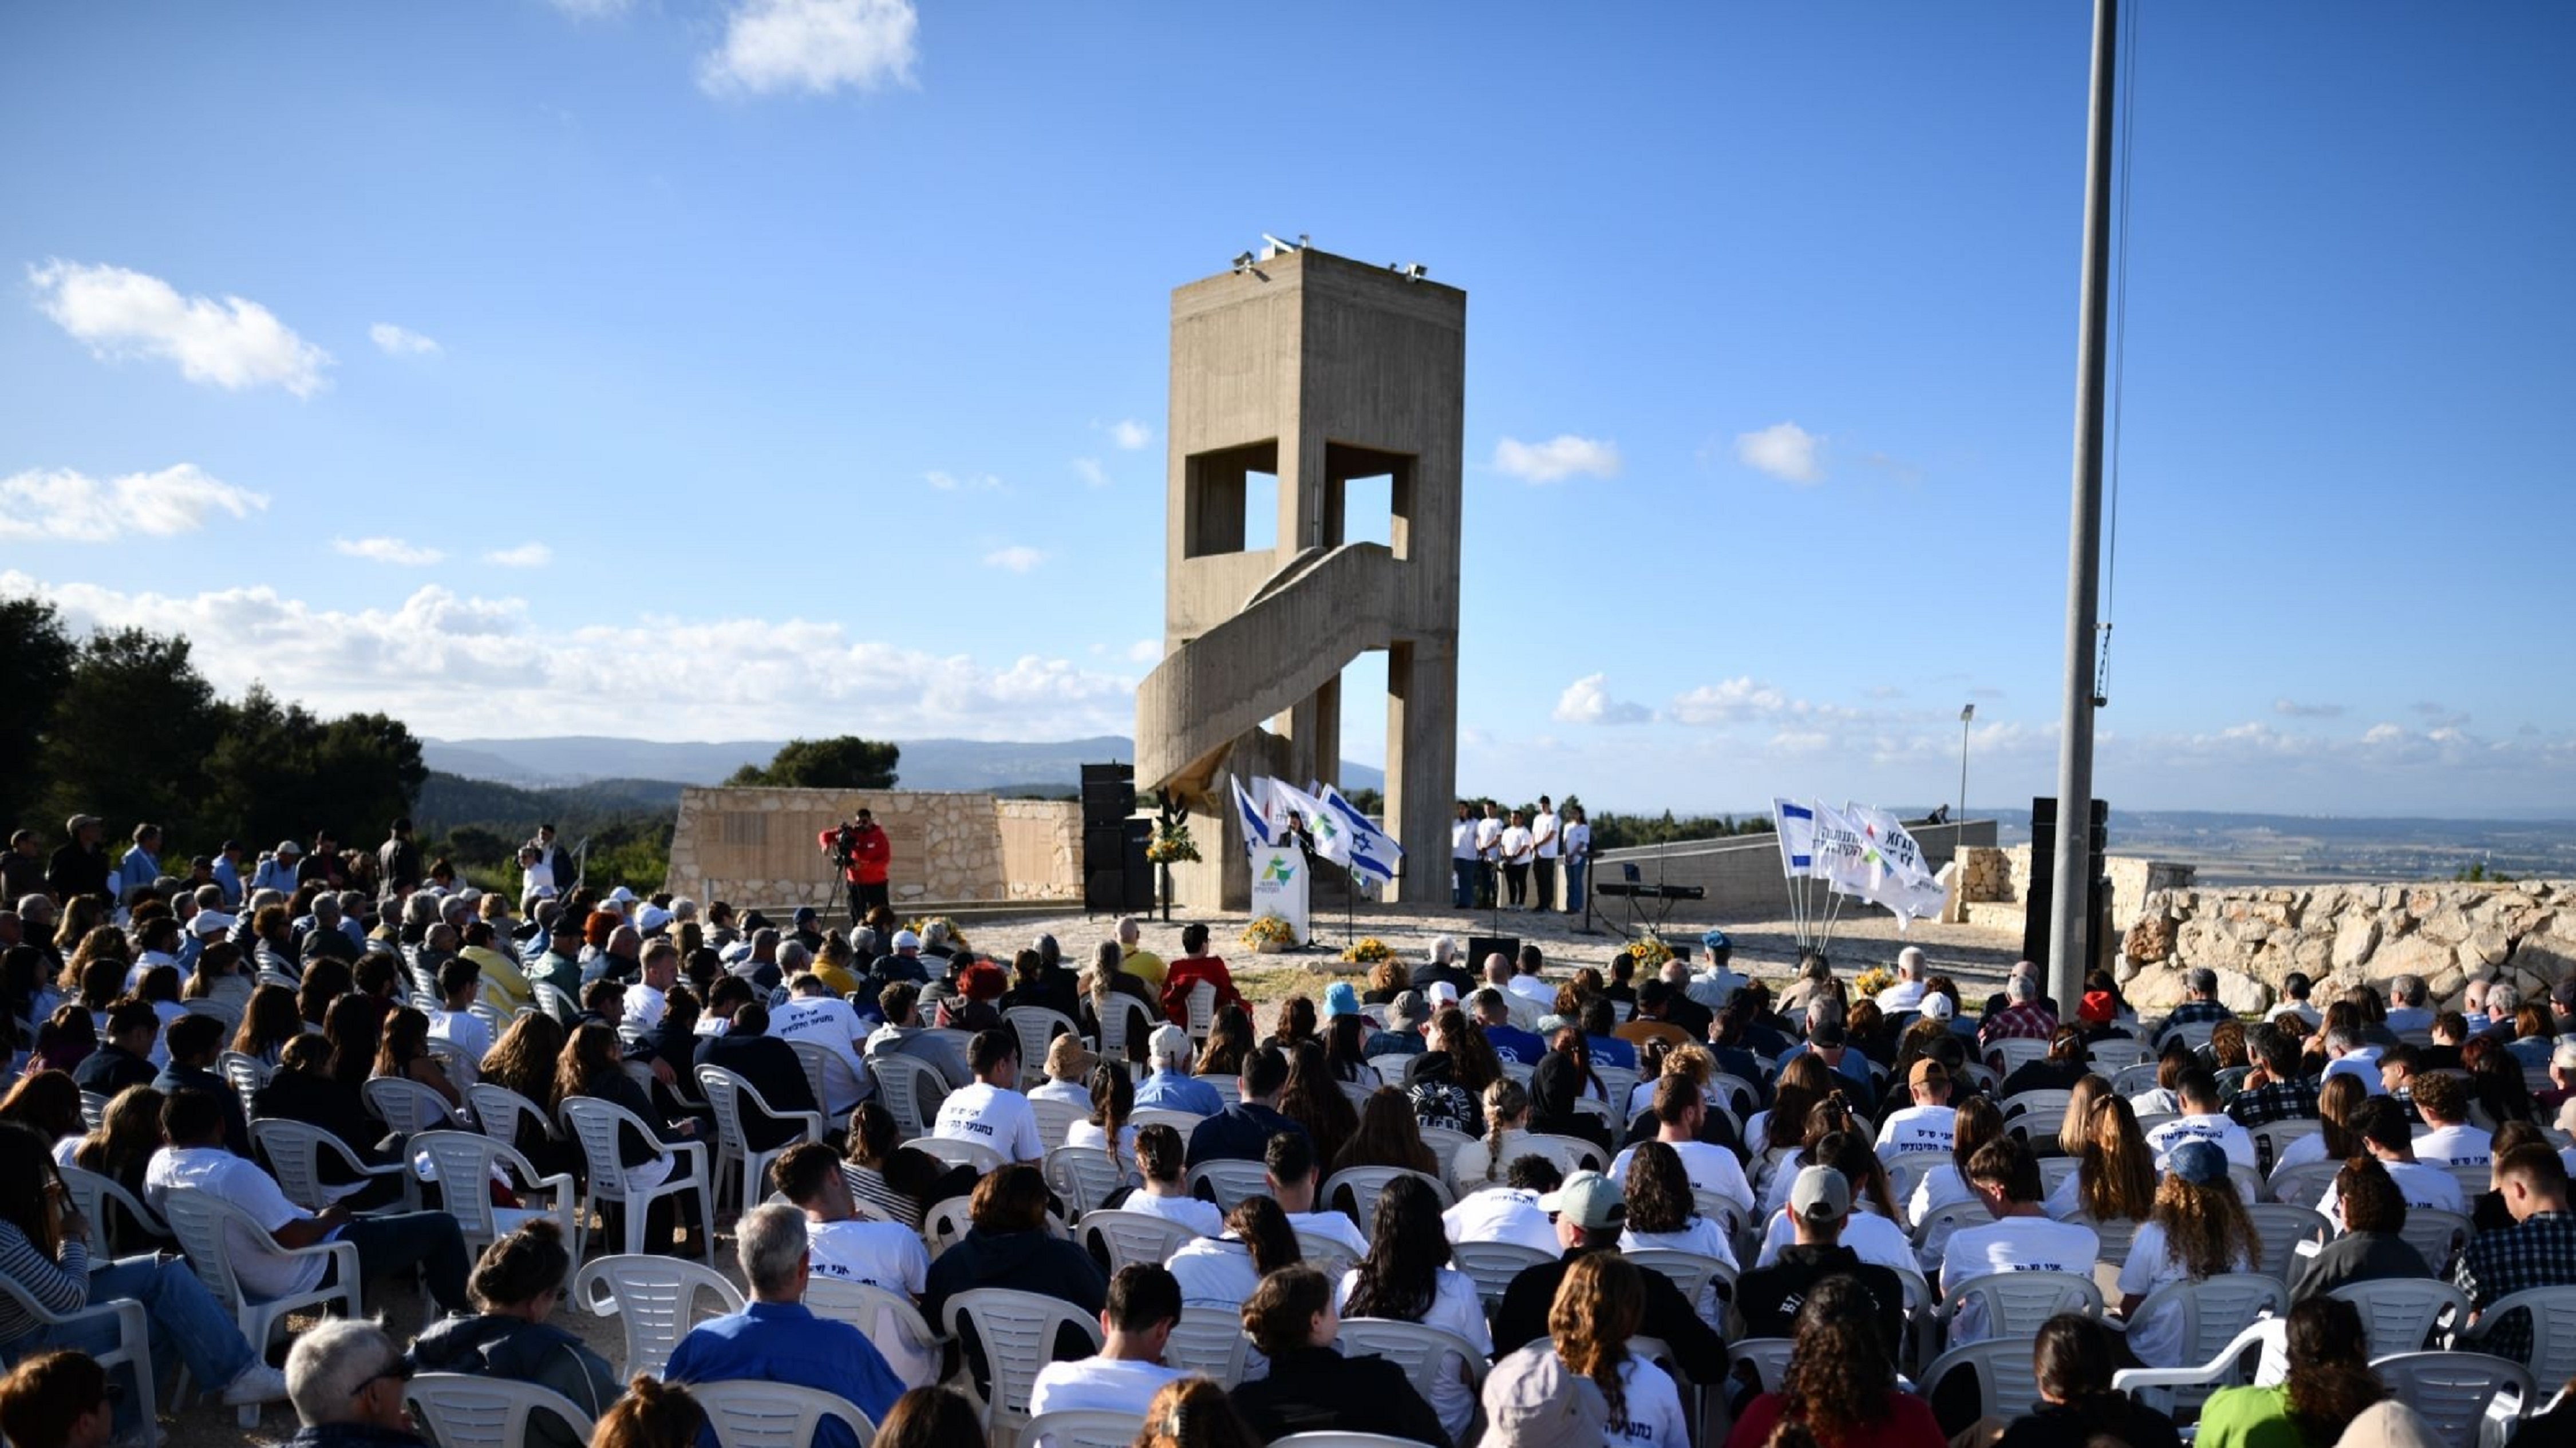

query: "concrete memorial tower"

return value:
[1135, 242, 1465, 909]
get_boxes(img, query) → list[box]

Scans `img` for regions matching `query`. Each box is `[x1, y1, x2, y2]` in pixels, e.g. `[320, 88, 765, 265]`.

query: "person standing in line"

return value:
[1449, 802, 1477, 911]
[1559, 804, 1590, 915]
[1498, 812, 1534, 911]
[376, 818, 421, 904]
[1472, 804, 1504, 910]
[1528, 797, 1560, 915]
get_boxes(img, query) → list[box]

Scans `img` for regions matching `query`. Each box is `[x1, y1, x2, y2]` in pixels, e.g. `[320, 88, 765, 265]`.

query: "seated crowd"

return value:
[0, 813, 2573, 1448]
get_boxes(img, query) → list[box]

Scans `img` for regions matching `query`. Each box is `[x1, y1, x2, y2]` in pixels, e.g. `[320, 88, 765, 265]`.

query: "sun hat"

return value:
[2168, 1138, 2229, 1186]
[1323, 982, 1360, 1018]
[1536, 1169, 1626, 1231]
[1480, 1342, 1609, 1448]
[189, 911, 236, 936]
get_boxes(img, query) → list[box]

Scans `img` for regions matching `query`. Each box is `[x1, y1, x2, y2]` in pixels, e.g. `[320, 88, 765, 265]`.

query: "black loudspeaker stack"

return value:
[2021, 797, 2109, 973]
[1081, 764, 1151, 913]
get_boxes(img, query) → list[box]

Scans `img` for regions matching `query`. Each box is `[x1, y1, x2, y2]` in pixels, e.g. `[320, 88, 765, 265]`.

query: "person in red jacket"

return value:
[817, 810, 893, 924]
[1160, 922, 1244, 1026]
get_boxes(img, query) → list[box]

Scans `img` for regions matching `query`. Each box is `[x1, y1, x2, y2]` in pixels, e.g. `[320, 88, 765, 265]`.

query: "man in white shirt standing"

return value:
[932, 1028, 1045, 1163]
[1529, 797, 1560, 915]
[1937, 1139, 2100, 1346]
[772, 971, 875, 1116]
[1028, 1264, 1186, 1422]
[1875, 1059, 1958, 1158]
[1873, 948, 1929, 1014]
[1472, 804, 1504, 910]
[1449, 801, 1477, 910]
[1443, 1156, 1563, 1256]
[1558, 804, 1590, 915]
[2143, 1071, 2258, 1172]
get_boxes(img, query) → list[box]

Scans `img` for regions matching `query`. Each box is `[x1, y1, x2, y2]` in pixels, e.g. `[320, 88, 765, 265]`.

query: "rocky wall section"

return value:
[2119, 879, 2576, 1014]
[665, 787, 1084, 911]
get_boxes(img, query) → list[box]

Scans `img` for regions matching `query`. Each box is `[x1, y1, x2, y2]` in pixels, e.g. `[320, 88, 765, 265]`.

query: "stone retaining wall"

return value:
[666, 786, 1083, 911]
[1945, 844, 2194, 937]
[2119, 878, 2576, 1014]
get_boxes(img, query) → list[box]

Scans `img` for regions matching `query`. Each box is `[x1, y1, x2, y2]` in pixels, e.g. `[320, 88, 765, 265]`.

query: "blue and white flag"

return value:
[1319, 783, 1404, 889]
[1230, 774, 1274, 851]
[1772, 797, 1818, 879]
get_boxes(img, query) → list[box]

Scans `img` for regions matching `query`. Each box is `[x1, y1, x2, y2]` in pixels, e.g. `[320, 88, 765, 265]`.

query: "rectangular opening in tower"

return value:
[1323, 442, 1415, 559]
[1182, 440, 1279, 558]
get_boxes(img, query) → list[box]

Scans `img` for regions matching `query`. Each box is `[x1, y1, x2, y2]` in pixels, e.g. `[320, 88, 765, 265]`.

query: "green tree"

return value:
[0, 596, 74, 832]
[725, 736, 900, 790]
[199, 687, 425, 850]
[439, 825, 516, 868]
[37, 627, 224, 843]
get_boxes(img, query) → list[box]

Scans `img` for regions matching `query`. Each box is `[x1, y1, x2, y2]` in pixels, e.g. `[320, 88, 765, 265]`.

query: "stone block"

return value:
[2330, 917, 2381, 971]
[2125, 915, 2176, 964]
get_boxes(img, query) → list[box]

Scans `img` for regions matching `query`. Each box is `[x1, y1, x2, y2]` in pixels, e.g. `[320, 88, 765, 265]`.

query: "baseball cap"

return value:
[605, 887, 638, 905]
[1537, 1170, 1625, 1231]
[276, 839, 303, 856]
[1147, 1024, 1194, 1061]
[1789, 1164, 1851, 1225]
[636, 904, 672, 935]
[1920, 992, 1956, 1022]
[793, 906, 817, 925]
[189, 910, 236, 936]
[1907, 1058, 1948, 1093]
[1480, 1342, 1609, 1448]
[891, 929, 922, 949]
[2168, 1139, 2229, 1186]
[1386, 990, 1428, 1029]
[1426, 980, 1460, 1010]
[1323, 982, 1360, 1018]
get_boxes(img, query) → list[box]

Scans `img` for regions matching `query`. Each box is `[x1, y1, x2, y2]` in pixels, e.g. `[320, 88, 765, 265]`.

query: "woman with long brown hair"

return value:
[1266, 996, 1318, 1053]
[1275, 1038, 1358, 1170]
[555, 1019, 702, 1251]
[1337, 1173, 1490, 1442]
[2267, 1070, 2368, 1182]
[29, 1003, 96, 1075]
[1399, 1008, 1487, 1136]
[2194, 1296, 2385, 1448]
[1194, 1005, 1254, 1078]
[373, 1004, 461, 1107]
[0, 1071, 87, 1159]
[1751, 1054, 1834, 1161]
[1907, 1094, 2004, 1226]
[2116, 1140, 2258, 1367]
[1552, 1254, 1688, 1448]
[1331, 1086, 1438, 1178]
[2046, 1092, 2157, 1225]
[478, 1010, 567, 1107]
[229, 981, 302, 1066]
[1449, 1077, 1535, 1191]
[2054, 1073, 2112, 1160]
[1724, 1274, 1940, 1448]
[68, 1084, 164, 1205]
[1759, 1090, 1867, 1220]
[54, 927, 126, 1000]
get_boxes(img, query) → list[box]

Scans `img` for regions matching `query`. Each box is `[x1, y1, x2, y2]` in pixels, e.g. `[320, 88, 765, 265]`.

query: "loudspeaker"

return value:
[1121, 819, 1153, 911]
[1466, 936, 1519, 972]
[1081, 763, 1136, 828]
[2022, 797, 2109, 972]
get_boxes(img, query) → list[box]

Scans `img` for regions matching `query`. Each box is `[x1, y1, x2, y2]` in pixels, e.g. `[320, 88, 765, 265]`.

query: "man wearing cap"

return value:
[1875, 1059, 1959, 1159]
[866, 928, 929, 989]
[1133, 1024, 1223, 1115]
[1479, 1337, 1607, 1448]
[1365, 992, 1428, 1059]
[1489, 1169, 1724, 1383]
[45, 816, 109, 905]
[250, 840, 301, 898]
[1733, 1165, 1905, 1353]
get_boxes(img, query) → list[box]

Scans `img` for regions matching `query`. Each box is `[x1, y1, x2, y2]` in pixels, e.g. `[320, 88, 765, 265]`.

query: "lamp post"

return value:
[1957, 704, 1976, 824]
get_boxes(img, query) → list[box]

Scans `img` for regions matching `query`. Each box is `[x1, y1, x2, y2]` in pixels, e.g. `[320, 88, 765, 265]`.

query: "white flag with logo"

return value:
[1843, 802, 1951, 925]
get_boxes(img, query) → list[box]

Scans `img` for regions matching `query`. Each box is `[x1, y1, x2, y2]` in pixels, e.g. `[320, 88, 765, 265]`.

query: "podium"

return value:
[1247, 846, 1311, 945]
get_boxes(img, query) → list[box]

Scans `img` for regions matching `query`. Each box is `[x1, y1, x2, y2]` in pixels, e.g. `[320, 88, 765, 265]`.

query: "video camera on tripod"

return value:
[825, 820, 863, 871]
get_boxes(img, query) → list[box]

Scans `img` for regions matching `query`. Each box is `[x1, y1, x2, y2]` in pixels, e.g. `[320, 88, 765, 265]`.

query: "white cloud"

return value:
[1, 569, 1137, 741]
[0, 464, 268, 543]
[2273, 699, 2345, 718]
[1125, 639, 1162, 664]
[700, 0, 918, 96]
[2362, 723, 2407, 745]
[1552, 673, 1650, 726]
[483, 543, 552, 568]
[1492, 434, 1622, 484]
[927, 470, 1000, 492]
[27, 260, 331, 397]
[548, 0, 631, 14]
[982, 545, 1045, 573]
[1667, 676, 1790, 726]
[369, 323, 440, 357]
[334, 536, 446, 566]
[1072, 458, 1109, 488]
[1109, 420, 1151, 450]
[1736, 421, 1822, 484]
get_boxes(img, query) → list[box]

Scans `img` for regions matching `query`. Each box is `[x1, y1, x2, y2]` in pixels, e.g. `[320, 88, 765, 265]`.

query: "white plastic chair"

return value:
[1321, 1166, 1452, 1225]
[1186, 982, 1217, 1041]
[1919, 1338, 2045, 1422]
[871, 1051, 949, 1138]
[559, 1095, 715, 1262]
[1522, 1132, 1606, 1175]
[1005, 1006, 1085, 1079]
[802, 1276, 948, 1390]
[216, 1051, 271, 1117]
[56, 1163, 170, 1253]
[1043, 1142, 1131, 1217]
[1331, 1318, 1487, 1418]
[78, 1091, 110, 1131]
[161, 1187, 359, 1426]
[1294, 1232, 1358, 1283]
[1163, 1304, 1254, 1387]
[1998, 1088, 2074, 1145]
[689, 1380, 877, 1448]
[0, 1272, 159, 1445]
[468, 1082, 562, 1150]
[2086, 1038, 2149, 1073]
[1627, 1247, 1737, 1327]
[1022, 1409, 1145, 1448]
[2329, 1278, 2470, 1359]
[2242, 1203, 2328, 1280]
[404, 1373, 596, 1448]
[913, 1135, 1008, 1176]
[250, 1117, 410, 1210]
[1093, 993, 1155, 1063]
[945, 1287, 1106, 1438]
[2457, 1284, 2576, 1384]
[923, 1195, 975, 1258]
[2247, 1119, 2322, 1177]
[364, 1075, 468, 1136]
[571, 1253, 745, 1380]
[1204, 1075, 1241, 1107]
[2367, 1352, 2535, 1446]
[696, 1065, 825, 1212]
[1449, 1240, 1554, 1309]
[1728, 1337, 1794, 1394]
[409, 1129, 583, 1269]
[1368, 1054, 1415, 1087]
[1934, 1270, 2103, 1343]
[1031, 1096, 1088, 1150]
[2109, 1063, 2162, 1098]
[1186, 1158, 1271, 1210]
[2266, 1160, 2343, 1210]
[1992, 1039, 2052, 1075]
[1080, 1209, 1202, 1272]
[1129, 1107, 1208, 1137]
[2112, 1275, 2287, 1413]
[2399, 1208, 2472, 1275]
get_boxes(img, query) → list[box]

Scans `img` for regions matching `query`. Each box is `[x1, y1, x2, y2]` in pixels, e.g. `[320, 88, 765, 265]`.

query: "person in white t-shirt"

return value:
[1615, 1140, 1736, 1328]
[1528, 796, 1562, 915]
[1471, 804, 1504, 909]
[1937, 1138, 2100, 1346]
[1873, 947, 1930, 1014]
[2322, 1096, 2468, 1227]
[1263, 1131, 1368, 1257]
[1027, 1264, 1187, 1426]
[2115, 1141, 2255, 1367]
[1496, 813, 1535, 911]
[1121, 1123, 1222, 1237]
[1546, 1253, 1690, 1448]
[1443, 1157, 1563, 1256]
[932, 1028, 1045, 1163]
[1753, 1130, 1918, 1275]
[771, 972, 874, 1115]
[2407, 1071, 2492, 1167]
[2143, 1071, 2257, 1172]
[1607, 1078, 1756, 1221]
[771, 1142, 935, 1386]
[621, 939, 680, 1035]
[1165, 1196, 1302, 1309]
[1874, 1058, 1959, 1159]
[1333, 1174, 1492, 1442]
[426, 955, 493, 1071]
[1449, 801, 1479, 910]
[1558, 805, 1591, 916]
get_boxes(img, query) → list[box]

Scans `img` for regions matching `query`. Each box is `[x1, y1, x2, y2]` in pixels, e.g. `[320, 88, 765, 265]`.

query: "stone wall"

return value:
[2119, 878, 2576, 1014]
[1946, 844, 2194, 937]
[665, 787, 1084, 911]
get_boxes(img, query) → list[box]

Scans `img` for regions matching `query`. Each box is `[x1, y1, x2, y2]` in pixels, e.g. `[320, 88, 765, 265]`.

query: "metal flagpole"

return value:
[2048, 0, 2120, 1018]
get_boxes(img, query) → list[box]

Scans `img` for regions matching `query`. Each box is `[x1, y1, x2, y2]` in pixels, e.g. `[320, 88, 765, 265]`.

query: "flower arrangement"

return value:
[1241, 915, 1298, 949]
[904, 916, 969, 951]
[1854, 965, 1896, 1000]
[1338, 936, 1396, 965]
[1628, 932, 1674, 972]
[1145, 821, 1202, 865]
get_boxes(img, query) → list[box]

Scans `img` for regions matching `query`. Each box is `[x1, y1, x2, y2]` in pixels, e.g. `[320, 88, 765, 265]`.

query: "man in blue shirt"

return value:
[1132, 1024, 1223, 1116]
[1184, 1046, 1309, 1167]
[116, 823, 163, 906]
[1475, 989, 1546, 1066]
[665, 1204, 903, 1448]
[210, 840, 246, 907]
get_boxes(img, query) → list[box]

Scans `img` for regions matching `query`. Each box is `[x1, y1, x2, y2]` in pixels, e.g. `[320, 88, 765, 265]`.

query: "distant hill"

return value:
[414, 773, 686, 838]
[421, 734, 1385, 794]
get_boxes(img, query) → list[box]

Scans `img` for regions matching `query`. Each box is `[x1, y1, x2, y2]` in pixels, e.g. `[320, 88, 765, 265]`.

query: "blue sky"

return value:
[3, 1, 2570, 817]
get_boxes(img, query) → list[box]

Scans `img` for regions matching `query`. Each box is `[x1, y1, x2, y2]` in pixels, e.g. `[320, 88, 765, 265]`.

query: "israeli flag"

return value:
[1319, 784, 1404, 888]
[1230, 774, 1274, 850]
